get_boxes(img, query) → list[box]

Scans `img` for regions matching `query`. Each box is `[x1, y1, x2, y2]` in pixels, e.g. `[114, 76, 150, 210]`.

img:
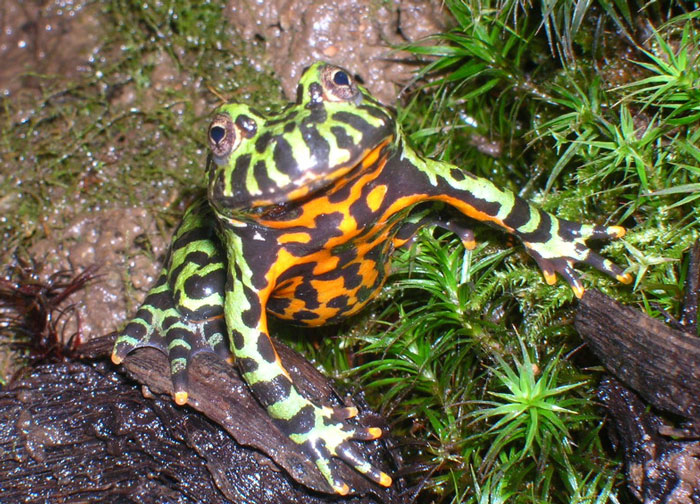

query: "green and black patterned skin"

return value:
[112, 62, 631, 494]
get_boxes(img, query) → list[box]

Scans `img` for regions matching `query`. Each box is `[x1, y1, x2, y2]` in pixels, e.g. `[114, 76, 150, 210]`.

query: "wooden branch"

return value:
[0, 360, 398, 503]
[78, 333, 399, 497]
[575, 289, 700, 419]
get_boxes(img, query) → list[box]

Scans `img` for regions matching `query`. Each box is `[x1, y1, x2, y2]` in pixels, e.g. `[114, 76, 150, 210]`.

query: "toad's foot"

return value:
[524, 222, 632, 297]
[280, 401, 391, 494]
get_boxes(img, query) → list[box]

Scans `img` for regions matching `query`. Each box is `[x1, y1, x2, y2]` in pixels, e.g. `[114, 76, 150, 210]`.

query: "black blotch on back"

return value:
[284, 404, 316, 435]
[250, 374, 293, 408]
[450, 168, 466, 181]
[330, 125, 354, 150]
[255, 131, 273, 153]
[332, 111, 375, 141]
[273, 137, 298, 178]
[300, 123, 330, 170]
[253, 160, 278, 195]
[521, 210, 552, 243]
[228, 153, 253, 202]
[502, 197, 532, 230]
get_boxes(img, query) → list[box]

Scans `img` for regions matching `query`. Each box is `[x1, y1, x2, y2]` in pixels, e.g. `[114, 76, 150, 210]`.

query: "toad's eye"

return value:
[321, 65, 359, 102]
[208, 113, 239, 161]
[333, 70, 350, 86]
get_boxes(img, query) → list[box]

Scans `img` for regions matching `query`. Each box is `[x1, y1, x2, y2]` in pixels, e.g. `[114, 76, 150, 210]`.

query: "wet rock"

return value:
[0, 0, 102, 97]
[28, 208, 168, 339]
[225, 0, 448, 103]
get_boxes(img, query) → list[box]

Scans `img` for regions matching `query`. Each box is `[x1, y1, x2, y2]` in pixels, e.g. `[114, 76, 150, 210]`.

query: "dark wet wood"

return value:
[575, 289, 700, 419]
[598, 377, 700, 503]
[78, 333, 401, 498]
[0, 357, 402, 503]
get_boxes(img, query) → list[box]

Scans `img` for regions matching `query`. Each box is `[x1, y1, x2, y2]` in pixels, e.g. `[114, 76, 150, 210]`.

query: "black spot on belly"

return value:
[327, 175, 353, 204]
[356, 285, 374, 303]
[294, 282, 319, 309]
[292, 310, 320, 322]
[267, 296, 291, 315]
[313, 212, 344, 235]
[331, 244, 358, 264]
[342, 263, 362, 289]
[327, 295, 349, 309]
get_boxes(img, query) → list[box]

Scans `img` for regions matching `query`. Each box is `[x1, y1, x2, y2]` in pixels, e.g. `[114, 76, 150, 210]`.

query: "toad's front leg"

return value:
[385, 151, 632, 296]
[223, 238, 391, 495]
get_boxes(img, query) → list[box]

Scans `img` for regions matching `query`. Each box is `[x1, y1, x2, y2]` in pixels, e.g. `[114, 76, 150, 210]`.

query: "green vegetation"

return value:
[2, 1, 698, 502]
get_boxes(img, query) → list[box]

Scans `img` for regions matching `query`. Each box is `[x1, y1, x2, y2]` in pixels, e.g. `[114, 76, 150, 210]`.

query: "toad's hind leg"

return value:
[221, 236, 392, 494]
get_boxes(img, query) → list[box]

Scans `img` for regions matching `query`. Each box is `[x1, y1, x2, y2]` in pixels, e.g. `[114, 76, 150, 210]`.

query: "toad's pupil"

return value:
[333, 71, 350, 86]
[210, 125, 226, 144]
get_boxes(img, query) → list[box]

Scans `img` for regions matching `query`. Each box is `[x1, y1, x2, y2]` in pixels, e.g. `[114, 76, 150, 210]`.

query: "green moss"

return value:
[0, 1, 280, 263]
